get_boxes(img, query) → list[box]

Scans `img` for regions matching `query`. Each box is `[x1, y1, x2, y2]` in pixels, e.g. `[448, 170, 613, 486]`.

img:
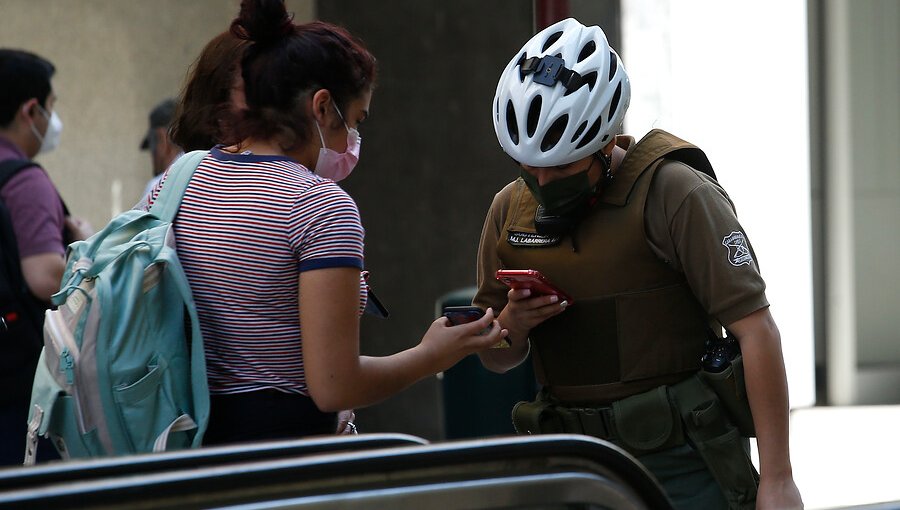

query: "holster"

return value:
[698, 354, 756, 437]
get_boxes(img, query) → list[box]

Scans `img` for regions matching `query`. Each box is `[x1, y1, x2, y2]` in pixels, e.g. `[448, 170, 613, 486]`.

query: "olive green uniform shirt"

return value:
[474, 143, 769, 332]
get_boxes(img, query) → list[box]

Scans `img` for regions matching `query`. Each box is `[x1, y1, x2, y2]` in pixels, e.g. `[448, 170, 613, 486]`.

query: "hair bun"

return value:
[231, 0, 294, 45]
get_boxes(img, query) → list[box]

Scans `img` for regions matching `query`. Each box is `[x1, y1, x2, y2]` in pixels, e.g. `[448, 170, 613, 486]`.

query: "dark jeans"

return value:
[0, 399, 60, 466]
[203, 389, 337, 446]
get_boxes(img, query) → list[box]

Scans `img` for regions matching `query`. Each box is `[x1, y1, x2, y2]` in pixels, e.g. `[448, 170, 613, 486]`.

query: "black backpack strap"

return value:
[0, 158, 71, 217]
[0, 159, 40, 190]
[0, 159, 47, 385]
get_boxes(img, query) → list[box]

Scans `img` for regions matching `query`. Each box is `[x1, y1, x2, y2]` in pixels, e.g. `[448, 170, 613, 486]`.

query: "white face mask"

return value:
[313, 101, 361, 182]
[29, 105, 63, 154]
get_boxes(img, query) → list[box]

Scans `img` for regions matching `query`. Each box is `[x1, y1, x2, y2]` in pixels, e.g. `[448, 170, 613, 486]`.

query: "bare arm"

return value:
[20, 252, 65, 303]
[300, 267, 507, 412]
[728, 307, 803, 509]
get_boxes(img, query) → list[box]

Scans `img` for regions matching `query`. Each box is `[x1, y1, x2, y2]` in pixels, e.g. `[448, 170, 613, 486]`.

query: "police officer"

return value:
[473, 18, 802, 510]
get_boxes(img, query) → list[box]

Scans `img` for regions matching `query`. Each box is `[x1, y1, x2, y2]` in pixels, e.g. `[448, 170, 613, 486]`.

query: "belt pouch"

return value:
[612, 385, 684, 455]
[672, 376, 759, 509]
[511, 397, 563, 435]
[698, 354, 756, 437]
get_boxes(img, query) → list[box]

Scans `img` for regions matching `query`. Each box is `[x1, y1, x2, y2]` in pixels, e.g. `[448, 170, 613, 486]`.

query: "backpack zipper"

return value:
[44, 306, 89, 432]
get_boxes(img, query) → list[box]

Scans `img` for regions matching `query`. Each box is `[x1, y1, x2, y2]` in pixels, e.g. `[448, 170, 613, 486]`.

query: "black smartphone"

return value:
[442, 306, 509, 348]
[442, 305, 485, 326]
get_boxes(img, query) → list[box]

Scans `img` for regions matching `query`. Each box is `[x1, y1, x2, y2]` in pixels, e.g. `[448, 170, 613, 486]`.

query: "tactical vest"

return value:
[497, 129, 718, 405]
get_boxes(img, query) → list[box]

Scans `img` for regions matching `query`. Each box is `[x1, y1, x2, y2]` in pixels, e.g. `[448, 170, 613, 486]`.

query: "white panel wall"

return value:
[622, 0, 816, 407]
[837, 0, 900, 404]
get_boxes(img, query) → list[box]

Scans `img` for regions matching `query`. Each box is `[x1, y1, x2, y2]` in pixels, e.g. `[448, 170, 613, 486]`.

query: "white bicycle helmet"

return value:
[493, 18, 630, 167]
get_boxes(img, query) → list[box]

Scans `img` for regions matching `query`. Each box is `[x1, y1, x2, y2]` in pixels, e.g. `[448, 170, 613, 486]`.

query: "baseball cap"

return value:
[139, 98, 177, 150]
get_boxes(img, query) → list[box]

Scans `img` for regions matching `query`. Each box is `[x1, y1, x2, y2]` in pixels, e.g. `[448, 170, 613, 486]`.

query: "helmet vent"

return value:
[575, 116, 603, 150]
[608, 51, 618, 81]
[526, 95, 542, 138]
[607, 83, 622, 122]
[564, 71, 597, 96]
[578, 41, 596, 62]
[505, 100, 519, 144]
[542, 31, 564, 52]
[571, 121, 587, 143]
[541, 114, 569, 152]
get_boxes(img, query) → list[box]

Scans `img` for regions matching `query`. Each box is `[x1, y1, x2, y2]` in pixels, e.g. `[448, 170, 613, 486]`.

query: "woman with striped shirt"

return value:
[147, 0, 507, 445]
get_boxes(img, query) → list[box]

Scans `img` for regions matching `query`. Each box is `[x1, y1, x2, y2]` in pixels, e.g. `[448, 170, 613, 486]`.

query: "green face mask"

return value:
[519, 166, 595, 216]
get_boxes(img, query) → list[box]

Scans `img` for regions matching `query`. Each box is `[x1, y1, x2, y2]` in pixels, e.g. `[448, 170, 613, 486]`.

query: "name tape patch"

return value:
[507, 231, 561, 247]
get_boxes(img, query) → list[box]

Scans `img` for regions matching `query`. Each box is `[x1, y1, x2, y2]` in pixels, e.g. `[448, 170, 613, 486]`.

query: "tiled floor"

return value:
[787, 406, 900, 509]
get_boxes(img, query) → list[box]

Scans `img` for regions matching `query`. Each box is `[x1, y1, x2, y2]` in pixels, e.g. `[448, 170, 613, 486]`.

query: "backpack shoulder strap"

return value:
[0, 159, 40, 190]
[0, 159, 71, 217]
[149, 151, 208, 222]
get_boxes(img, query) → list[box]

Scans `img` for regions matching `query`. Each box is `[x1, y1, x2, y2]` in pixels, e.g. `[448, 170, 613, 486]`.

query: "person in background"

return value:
[145, 0, 506, 445]
[473, 19, 802, 509]
[140, 98, 183, 199]
[170, 31, 249, 153]
[0, 48, 92, 465]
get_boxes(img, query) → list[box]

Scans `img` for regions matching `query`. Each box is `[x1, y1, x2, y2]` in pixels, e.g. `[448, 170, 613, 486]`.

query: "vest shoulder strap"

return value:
[631, 129, 717, 180]
[603, 129, 717, 207]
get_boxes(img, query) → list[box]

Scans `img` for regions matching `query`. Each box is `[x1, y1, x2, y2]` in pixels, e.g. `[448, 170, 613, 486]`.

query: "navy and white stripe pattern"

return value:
[149, 148, 365, 396]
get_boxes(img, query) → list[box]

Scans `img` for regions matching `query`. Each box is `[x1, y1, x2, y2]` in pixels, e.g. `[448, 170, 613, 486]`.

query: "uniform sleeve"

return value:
[645, 161, 768, 326]
[290, 180, 365, 271]
[473, 184, 516, 312]
[2, 167, 65, 257]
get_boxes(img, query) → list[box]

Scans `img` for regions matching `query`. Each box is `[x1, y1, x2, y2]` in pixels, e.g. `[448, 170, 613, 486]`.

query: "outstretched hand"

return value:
[420, 308, 508, 374]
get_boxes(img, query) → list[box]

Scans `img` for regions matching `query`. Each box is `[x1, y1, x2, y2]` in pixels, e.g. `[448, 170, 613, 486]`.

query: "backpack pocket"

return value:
[26, 350, 97, 462]
[113, 354, 196, 453]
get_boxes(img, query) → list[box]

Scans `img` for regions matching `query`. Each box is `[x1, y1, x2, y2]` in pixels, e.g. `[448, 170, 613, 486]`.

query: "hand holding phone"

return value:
[495, 269, 573, 304]
[442, 305, 510, 348]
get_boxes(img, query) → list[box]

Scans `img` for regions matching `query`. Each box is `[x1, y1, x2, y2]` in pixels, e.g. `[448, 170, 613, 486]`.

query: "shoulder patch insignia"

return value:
[722, 231, 753, 266]
[507, 231, 561, 247]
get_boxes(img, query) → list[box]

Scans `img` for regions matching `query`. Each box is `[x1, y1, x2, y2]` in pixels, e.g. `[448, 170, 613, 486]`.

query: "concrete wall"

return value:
[315, 0, 535, 440]
[0, 0, 312, 229]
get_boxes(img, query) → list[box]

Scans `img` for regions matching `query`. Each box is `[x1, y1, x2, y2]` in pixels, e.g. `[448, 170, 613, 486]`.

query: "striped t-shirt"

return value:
[148, 148, 366, 396]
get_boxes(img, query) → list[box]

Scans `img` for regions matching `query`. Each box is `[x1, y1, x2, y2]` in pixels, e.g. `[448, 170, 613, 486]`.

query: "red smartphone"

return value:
[495, 269, 574, 304]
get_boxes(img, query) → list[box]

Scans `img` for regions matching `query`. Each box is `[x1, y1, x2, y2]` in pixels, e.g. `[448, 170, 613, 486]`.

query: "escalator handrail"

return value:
[0, 432, 428, 491]
[0, 434, 672, 510]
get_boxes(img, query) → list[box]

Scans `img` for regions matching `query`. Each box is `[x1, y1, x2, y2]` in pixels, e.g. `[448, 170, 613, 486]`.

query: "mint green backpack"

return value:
[25, 151, 209, 463]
